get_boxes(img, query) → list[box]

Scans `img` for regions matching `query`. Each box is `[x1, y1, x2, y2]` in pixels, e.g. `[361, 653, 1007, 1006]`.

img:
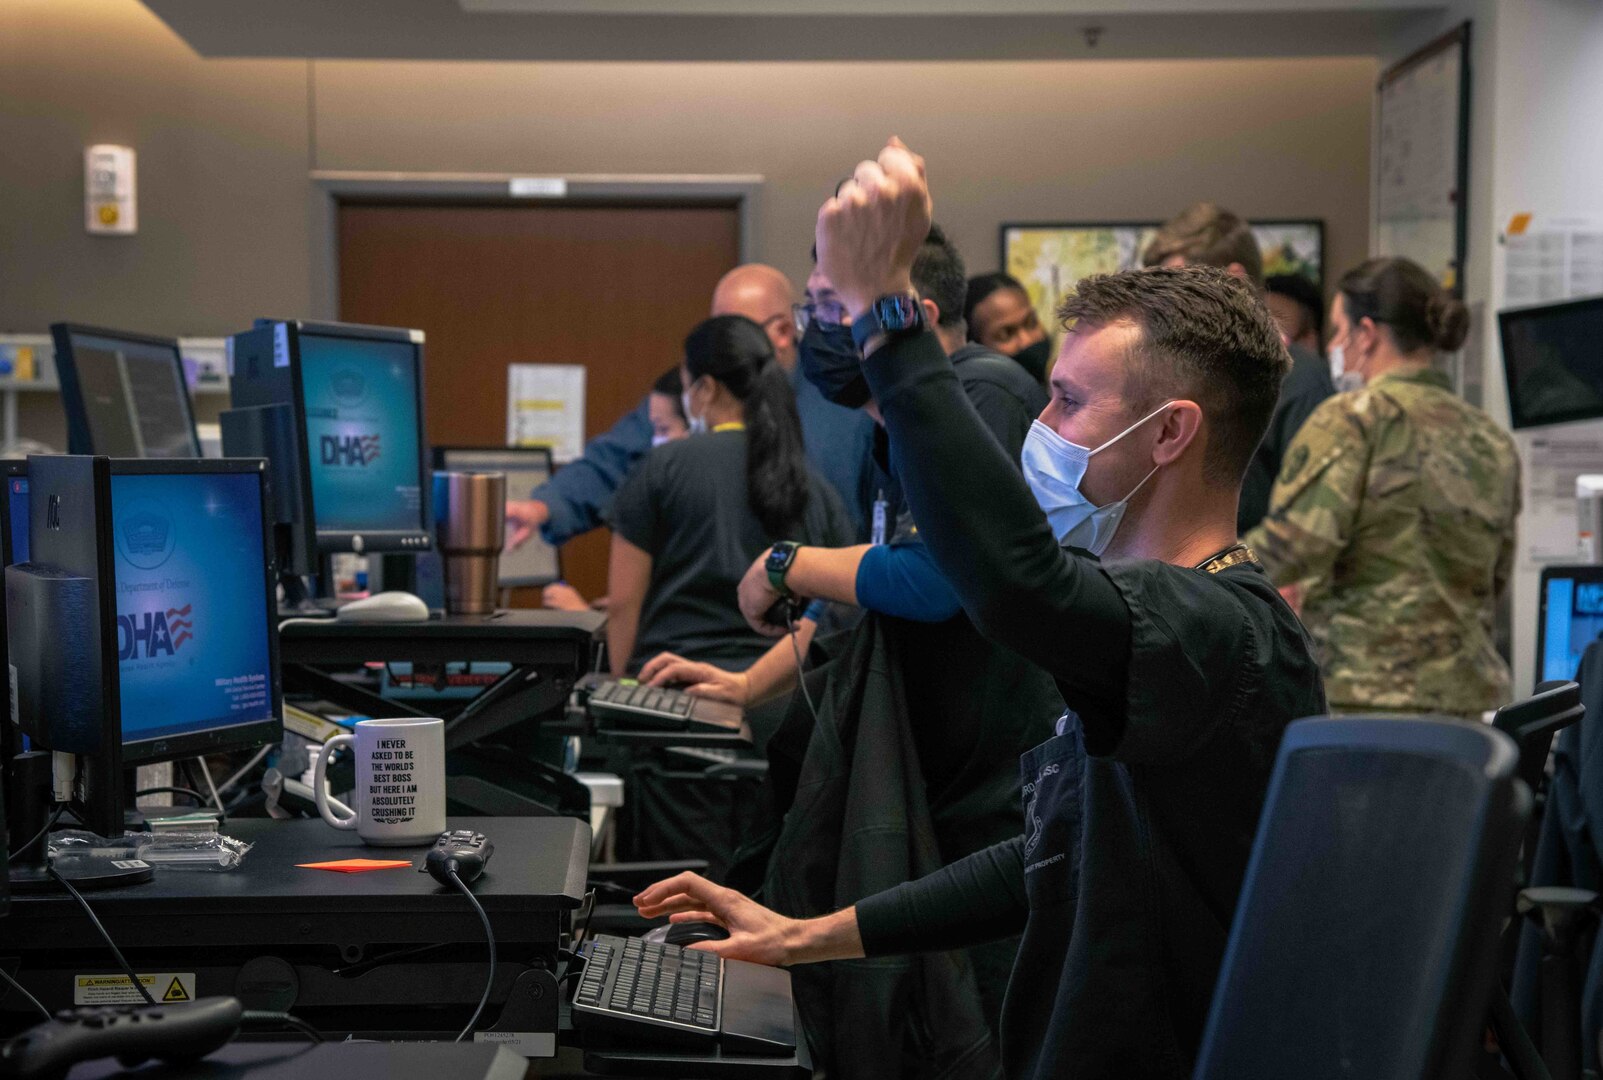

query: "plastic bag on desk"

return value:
[50, 829, 252, 871]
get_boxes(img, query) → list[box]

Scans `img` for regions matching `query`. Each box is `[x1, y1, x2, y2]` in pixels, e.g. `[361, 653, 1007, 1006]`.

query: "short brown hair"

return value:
[1057, 266, 1289, 485]
[1142, 203, 1264, 288]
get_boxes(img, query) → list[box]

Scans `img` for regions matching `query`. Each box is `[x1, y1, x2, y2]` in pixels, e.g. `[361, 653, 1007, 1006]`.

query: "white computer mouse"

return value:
[335, 591, 431, 623]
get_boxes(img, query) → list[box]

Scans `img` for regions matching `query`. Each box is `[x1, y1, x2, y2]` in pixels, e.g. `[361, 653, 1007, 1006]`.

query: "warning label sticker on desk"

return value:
[73, 973, 195, 1005]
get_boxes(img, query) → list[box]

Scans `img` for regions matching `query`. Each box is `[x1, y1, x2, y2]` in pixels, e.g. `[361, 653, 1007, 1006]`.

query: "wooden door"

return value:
[337, 200, 740, 603]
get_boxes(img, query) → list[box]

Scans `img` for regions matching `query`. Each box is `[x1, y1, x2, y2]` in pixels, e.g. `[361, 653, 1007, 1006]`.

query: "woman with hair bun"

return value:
[1246, 256, 1520, 717]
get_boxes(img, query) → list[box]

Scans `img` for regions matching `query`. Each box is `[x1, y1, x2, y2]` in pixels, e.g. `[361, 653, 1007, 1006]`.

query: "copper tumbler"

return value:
[435, 471, 507, 615]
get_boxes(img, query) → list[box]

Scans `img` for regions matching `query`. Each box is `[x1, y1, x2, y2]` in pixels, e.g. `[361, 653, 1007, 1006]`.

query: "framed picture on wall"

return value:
[999, 219, 1324, 339]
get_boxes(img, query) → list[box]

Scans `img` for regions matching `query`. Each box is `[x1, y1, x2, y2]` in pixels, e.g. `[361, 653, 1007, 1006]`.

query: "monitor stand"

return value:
[279, 571, 339, 618]
[9, 856, 153, 892]
[5, 752, 155, 893]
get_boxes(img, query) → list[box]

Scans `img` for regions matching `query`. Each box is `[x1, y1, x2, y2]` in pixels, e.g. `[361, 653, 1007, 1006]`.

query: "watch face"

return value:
[875, 294, 922, 332]
[766, 545, 793, 573]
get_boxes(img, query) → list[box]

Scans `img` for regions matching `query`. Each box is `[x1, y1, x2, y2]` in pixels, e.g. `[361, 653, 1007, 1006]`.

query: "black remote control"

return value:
[424, 829, 494, 885]
[0, 996, 241, 1078]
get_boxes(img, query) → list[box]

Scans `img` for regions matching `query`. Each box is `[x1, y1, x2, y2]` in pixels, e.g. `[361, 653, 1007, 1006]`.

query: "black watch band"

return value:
[851, 293, 924, 351]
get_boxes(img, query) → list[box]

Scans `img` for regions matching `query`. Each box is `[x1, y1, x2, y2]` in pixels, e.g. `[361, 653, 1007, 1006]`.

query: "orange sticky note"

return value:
[298, 859, 413, 873]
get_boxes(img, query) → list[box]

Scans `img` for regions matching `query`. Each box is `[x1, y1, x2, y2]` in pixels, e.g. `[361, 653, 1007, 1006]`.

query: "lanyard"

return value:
[1194, 542, 1258, 576]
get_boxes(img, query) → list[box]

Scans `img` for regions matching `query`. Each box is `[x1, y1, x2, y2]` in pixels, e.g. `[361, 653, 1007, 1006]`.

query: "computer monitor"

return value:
[8, 456, 281, 836]
[1, 461, 26, 570]
[109, 459, 282, 766]
[433, 446, 562, 587]
[1500, 295, 1603, 430]
[0, 461, 25, 768]
[48, 324, 202, 458]
[1536, 564, 1603, 687]
[227, 320, 432, 557]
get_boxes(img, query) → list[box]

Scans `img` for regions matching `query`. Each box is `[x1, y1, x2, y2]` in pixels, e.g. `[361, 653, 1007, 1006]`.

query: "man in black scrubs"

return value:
[636, 139, 1326, 1079]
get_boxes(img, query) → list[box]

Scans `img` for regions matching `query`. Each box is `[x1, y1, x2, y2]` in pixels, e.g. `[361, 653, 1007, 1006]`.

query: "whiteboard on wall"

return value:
[1375, 23, 1471, 291]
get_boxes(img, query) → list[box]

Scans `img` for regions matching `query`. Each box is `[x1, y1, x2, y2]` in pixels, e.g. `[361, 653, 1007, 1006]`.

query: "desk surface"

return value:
[14, 817, 589, 919]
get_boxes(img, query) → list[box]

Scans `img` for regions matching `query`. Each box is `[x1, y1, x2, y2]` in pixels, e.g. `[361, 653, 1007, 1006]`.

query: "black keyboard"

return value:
[586, 679, 698, 729]
[571, 934, 722, 1042]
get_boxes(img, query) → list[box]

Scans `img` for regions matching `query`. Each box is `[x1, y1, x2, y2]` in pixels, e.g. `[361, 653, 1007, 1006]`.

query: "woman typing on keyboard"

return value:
[603, 314, 854, 693]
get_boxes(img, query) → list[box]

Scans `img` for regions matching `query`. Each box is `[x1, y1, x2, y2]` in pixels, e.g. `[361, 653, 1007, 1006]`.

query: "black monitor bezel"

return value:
[107, 457, 283, 766]
[1535, 563, 1603, 689]
[48, 323, 203, 458]
[432, 444, 561, 587]
[286, 321, 434, 555]
[18, 454, 123, 837]
[0, 459, 25, 568]
[0, 459, 24, 768]
[1499, 294, 1603, 430]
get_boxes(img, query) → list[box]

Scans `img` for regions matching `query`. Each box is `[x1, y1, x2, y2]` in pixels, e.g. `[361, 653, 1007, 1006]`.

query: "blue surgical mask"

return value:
[798, 320, 871, 408]
[1021, 402, 1172, 555]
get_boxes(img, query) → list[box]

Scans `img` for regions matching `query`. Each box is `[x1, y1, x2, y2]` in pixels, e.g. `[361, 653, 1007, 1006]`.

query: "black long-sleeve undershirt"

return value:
[856, 836, 1029, 955]
[860, 330, 1132, 728]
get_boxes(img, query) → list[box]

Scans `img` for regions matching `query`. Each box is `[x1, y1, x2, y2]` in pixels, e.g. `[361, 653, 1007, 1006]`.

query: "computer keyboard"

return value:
[585, 679, 709, 730]
[571, 934, 722, 1042]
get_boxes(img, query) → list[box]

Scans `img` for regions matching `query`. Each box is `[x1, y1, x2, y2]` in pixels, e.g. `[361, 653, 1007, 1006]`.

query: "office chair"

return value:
[1493, 681, 1593, 1080]
[1495, 681, 1585, 828]
[1193, 716, 1529, 1080]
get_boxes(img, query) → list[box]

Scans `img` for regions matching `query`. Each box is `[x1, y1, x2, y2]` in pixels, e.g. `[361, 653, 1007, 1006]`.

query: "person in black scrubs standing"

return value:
[635, 139, 1326, 1080]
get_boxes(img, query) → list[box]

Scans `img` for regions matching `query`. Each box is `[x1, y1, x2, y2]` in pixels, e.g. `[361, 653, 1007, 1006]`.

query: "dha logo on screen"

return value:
[320, 433, 383, 467]
[116, 500, 177, 570]
[330, 367, 368, 408]
[119, 603, 194, 660]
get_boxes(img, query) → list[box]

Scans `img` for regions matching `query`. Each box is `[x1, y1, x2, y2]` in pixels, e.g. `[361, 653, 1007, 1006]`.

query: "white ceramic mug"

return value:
[313, 717, 447, 846]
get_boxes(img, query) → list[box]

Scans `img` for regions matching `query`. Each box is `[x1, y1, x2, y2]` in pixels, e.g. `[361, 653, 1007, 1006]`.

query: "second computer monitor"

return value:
[1, 460, 27, 567]
[49, 324, 202, 458]
[109, 459, 282, 764]
[1537, 564, 1603, 687]
[229, 320, 431, 556]
[433, 446, 562, 587]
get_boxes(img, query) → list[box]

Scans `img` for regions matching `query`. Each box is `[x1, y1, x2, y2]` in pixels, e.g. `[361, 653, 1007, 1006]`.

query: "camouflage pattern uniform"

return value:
[1245, 367, 1520, 716]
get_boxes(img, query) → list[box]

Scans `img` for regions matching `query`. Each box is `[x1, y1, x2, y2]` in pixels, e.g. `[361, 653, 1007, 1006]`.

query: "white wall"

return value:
[1491, 0, 1603, 693]
[1385, 0, 1603, 694]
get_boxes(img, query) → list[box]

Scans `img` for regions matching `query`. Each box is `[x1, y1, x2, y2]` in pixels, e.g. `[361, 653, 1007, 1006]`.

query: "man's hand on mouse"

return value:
[815, 136, 933, 329]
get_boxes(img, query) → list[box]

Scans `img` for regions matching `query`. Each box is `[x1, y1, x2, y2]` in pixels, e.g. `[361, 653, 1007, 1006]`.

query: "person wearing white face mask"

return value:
[1246, 257, 1520, 719]
[633, 139, 1326, 1080]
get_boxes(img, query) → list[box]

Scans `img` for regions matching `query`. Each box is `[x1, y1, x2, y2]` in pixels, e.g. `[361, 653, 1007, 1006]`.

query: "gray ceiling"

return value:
[141, 0, 1446, 61]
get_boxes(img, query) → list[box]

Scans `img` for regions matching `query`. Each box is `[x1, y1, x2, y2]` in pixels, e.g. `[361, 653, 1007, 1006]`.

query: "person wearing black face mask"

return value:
[640, 229, 1060, 1078]
[965, 272, 1054, 384]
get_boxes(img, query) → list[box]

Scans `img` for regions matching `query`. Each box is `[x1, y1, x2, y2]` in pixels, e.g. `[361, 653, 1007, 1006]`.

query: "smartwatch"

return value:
[765, 541, 801, 598]
[851, 292, 925, 352]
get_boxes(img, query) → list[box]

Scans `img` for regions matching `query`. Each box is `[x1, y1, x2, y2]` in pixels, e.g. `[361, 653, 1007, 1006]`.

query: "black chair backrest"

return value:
[1194, 716, 1529, 1080]
[1493, 680, 1584, 797]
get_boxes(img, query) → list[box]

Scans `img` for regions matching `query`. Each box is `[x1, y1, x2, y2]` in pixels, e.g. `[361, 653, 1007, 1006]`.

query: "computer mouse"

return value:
[336, 591, 431, 623]
[661, 921, 732, 947]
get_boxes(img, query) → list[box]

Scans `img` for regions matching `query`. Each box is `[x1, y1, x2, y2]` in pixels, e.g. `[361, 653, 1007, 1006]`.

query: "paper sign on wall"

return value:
[1503, 213, 1603, 306]
[507, 364, 586, 464]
